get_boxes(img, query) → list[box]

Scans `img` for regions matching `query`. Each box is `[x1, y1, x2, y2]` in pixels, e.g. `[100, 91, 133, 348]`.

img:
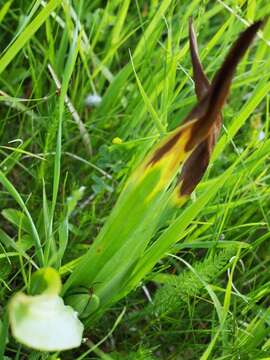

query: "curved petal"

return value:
[188, 17, 210, 100]
[9, 293, 84, 351]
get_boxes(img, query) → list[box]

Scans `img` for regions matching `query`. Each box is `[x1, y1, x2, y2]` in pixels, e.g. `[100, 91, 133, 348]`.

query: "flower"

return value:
[85, 93, 102, 107]
[9, 292, 84, 351]
[112, 137, 123, 144]
[8, 267, 84, 351]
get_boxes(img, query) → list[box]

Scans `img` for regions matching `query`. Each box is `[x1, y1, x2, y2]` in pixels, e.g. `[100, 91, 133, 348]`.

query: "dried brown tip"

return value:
[186, 19, 263, 151]
[178, 19, 264, 196]
[179, 140, 210, 195]
[207, 20, 263, 124]
[188, 17, 210, 100]
[180, 114, 221, 196]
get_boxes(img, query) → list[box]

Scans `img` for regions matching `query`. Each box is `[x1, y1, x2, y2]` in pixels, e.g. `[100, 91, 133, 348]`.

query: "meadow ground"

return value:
[0, 1, 270, 359]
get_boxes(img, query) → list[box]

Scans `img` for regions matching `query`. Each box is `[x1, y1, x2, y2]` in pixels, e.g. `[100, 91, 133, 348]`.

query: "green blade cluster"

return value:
[63, 19, 264, 316]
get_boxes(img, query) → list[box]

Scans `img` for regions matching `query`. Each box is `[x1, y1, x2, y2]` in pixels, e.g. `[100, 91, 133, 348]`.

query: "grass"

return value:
[0, 0, 270, 359]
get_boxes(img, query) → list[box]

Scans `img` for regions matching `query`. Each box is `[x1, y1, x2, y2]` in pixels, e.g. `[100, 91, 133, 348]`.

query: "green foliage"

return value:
[0, 0, 270, 358]
[110, 348, 157, 360]
[150, 247, 237, 317]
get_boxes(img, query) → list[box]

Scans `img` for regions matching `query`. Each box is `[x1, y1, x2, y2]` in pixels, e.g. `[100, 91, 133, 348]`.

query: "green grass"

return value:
[0, 0, 270, 359]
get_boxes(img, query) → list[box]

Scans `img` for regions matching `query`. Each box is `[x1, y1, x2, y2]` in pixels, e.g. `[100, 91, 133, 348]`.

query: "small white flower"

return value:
[85, 93, 102, 107]
[9, 292, 84, 351]
[258, 130, 265, 141]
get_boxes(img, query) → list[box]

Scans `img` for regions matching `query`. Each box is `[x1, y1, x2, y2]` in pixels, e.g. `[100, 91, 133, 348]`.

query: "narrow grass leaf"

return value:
[0, 171, 43, 265]
[0, 0, 61, 74]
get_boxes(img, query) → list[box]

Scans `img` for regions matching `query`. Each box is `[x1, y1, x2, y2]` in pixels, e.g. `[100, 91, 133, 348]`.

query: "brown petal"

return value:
[179, 139, 210, 195]
[188, 17, 210, 100]
[178, 19, 264, 196]
[185, 19, 264, 151]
